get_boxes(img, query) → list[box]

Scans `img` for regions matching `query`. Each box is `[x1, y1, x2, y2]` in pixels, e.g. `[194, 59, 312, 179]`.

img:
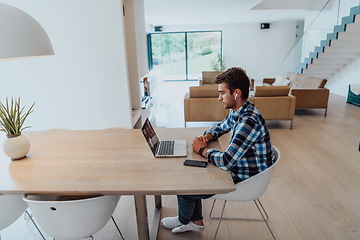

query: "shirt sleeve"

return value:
[204, 114, 232, 139]
[206, 117, 261, 170]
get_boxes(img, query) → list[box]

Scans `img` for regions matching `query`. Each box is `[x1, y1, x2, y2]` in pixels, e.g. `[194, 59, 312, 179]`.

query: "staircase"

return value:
[296, 5, 360, 79]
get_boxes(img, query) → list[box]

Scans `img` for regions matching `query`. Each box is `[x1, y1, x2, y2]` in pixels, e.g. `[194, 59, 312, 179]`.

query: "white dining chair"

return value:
[0, 194, 27, 231]
[23, 194, 124, 240]
[0, 194, 46, 240]
[209, 146, 280, 240]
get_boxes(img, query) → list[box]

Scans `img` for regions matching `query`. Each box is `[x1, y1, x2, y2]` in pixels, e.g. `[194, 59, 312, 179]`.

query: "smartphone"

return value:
[183, 159, 208, 168]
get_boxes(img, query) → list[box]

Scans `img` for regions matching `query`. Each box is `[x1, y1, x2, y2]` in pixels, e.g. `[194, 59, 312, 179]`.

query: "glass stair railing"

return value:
[283, 0, 360, 79]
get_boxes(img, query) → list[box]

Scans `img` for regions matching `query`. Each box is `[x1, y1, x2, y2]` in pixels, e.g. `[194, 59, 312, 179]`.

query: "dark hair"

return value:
[215, 67, 250, 100]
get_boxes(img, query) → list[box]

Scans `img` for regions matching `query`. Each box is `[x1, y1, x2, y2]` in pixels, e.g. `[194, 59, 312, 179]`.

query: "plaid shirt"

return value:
[205, 101, 273, 183]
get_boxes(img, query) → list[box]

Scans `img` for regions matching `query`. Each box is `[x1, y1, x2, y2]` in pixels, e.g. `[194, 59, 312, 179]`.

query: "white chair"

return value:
[209, 146, 280, 240]
[23, 195, 124, 240]
[0, 194, 27, 231]
[0, 194, 45, 240]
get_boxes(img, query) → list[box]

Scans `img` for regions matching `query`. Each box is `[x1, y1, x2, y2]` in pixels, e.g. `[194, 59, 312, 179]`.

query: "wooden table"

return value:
[0, 128, 235, 240]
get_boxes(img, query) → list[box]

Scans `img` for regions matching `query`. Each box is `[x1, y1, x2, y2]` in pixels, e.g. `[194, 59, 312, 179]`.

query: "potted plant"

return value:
[0, 97, 35, 160]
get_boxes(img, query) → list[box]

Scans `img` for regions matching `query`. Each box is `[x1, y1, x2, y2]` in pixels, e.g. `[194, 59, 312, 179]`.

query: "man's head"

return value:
[215, 67, 250, 99]
[215, 67, 250, 110]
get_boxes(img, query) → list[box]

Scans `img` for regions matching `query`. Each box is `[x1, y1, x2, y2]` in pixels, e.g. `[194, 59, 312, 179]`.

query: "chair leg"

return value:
[209, 199, 267, 221]
[24, 210, 46, 240]
[209, 199, 217, 218]
[111, 216, 125, 240]
[213, 200, 227, 240]
[209, 199, 276, 240]
[254, 199, 276, 240]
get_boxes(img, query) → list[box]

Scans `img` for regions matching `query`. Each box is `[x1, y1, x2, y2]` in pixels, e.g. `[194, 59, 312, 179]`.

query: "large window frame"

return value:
[147, 30, 223, 81]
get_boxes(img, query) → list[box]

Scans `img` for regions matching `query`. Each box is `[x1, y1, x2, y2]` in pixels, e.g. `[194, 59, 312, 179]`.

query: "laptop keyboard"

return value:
[158, 140, 175, 155]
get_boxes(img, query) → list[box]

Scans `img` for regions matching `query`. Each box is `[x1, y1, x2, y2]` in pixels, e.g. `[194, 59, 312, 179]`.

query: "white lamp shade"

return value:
[0, 3, 54, 60]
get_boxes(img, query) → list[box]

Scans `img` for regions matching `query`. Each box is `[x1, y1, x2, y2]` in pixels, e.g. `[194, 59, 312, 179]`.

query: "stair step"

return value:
[341, 15, 355, 25]
[330, 39, 360, 47]
[318, 51, 359, 59]
[345, 22, 360, 31]
[337, 31, 360, 40]
[303, 68, 338, 75]
[355, 14, 360, 23]
[306, 63, 344, 70]
[301, 70, 333, 79]
[350, 6, 360, 17]
[323, 45, 360, 53]
[312, 57, 352, 65]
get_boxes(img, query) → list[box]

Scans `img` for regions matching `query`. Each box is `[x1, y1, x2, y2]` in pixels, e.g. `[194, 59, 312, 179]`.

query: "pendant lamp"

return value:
[0, 3, 54, 60]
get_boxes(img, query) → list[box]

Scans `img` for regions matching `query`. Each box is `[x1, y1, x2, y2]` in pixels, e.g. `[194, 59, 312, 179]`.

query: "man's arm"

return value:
[204, 114, 232, 140]
[206, 118, 261, 170]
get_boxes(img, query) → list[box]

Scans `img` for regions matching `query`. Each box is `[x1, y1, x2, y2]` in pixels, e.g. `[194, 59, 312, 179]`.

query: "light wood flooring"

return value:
[1, 92, 359, 240]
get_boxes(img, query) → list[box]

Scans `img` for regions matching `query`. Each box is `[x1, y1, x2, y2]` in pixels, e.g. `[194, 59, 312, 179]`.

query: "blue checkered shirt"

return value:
[205, 101, 273, 183]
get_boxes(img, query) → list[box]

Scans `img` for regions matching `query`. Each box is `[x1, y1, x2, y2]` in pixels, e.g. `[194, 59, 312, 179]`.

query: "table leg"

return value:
[150, 195, 162, 240]
[134, 195, 149, 240]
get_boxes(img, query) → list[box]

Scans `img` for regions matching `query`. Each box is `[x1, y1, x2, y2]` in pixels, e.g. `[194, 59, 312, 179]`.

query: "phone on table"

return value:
[183, 159, 208, 168]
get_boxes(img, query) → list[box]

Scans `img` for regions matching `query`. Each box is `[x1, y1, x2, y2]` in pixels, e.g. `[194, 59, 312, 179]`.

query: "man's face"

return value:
[217, 83, 236, 109]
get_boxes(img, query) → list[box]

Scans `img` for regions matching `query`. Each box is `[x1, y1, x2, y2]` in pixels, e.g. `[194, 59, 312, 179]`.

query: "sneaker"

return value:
[172, 222, 204, 233]
[161, 216, 182, 230]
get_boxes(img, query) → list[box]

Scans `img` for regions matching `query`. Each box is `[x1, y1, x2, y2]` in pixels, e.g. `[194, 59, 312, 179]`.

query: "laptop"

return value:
[141, 118, 187, 158]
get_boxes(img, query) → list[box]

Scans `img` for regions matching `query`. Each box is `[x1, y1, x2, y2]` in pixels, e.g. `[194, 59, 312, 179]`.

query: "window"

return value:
[148, 31, 222, 81]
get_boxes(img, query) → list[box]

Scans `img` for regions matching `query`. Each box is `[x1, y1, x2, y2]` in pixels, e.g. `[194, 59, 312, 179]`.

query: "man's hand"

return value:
[203, 133, 214, 143]
[192, 136, 207, 153]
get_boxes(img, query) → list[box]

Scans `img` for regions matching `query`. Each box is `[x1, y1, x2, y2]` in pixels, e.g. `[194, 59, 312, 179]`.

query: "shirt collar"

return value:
[230, 100, 251, 120]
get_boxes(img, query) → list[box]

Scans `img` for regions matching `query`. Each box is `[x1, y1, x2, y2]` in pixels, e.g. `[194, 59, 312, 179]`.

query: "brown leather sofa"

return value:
[252, 72, 329, 116]
[249, 86, 296, 129]
[184, 85, 229, 127]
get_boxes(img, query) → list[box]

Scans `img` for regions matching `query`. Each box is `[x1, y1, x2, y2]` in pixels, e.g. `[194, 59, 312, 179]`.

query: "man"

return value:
[161, 67, 274, 233]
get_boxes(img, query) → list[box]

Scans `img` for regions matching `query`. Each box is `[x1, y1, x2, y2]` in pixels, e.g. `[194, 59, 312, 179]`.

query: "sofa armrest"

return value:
[184, 92, 190, 121]
[290, 88, 329, 108]
[199, 79, 204, 85]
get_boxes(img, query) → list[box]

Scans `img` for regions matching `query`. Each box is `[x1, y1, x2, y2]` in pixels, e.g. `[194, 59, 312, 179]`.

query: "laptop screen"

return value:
[141, 118, 160, 156]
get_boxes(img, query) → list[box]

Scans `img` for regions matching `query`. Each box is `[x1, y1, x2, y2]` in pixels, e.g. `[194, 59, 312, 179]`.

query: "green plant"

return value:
[211, 51, 225, 71]
[0, 97, 35, 136]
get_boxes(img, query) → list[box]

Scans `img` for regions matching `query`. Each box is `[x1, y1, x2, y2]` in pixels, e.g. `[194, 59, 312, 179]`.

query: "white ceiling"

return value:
[144, 0, 329, 26]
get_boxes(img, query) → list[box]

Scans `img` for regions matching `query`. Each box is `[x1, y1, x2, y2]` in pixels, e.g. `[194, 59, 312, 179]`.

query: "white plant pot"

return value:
[3, 134, 30, 160]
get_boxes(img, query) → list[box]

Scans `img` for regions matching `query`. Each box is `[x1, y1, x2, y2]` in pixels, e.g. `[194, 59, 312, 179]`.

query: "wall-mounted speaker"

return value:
[260, 23, 270, 29]
[154, 26, 163, 32]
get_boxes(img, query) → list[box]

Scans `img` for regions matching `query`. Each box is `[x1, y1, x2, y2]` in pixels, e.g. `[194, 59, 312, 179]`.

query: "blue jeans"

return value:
[177, 194, 214, 225]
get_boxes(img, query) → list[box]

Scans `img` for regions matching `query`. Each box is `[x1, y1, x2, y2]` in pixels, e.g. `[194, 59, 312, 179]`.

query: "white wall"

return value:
[0, 0, 133, 130]
[328, 56, 360, 96]
[159, 21, 297, 81]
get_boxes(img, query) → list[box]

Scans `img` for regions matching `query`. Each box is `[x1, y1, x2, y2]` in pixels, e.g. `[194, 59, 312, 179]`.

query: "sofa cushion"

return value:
[273, 75, 290, 86]
[189, 85, 219, 98]
[286, 72, 327, 89]
[254, 86, 290, 97]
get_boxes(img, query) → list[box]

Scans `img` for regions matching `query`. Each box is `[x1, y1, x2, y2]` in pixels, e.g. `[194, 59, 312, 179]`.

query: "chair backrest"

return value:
[212, 146, 280, 202]
[201, 71, 223, 85]
[24, 195, 120, 240]
[0, 194, 27, 230]
[254, 86, 290, 97]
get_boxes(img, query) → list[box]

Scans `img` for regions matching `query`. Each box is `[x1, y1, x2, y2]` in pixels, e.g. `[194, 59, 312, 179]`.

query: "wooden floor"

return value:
[1, 93, 359, 240]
